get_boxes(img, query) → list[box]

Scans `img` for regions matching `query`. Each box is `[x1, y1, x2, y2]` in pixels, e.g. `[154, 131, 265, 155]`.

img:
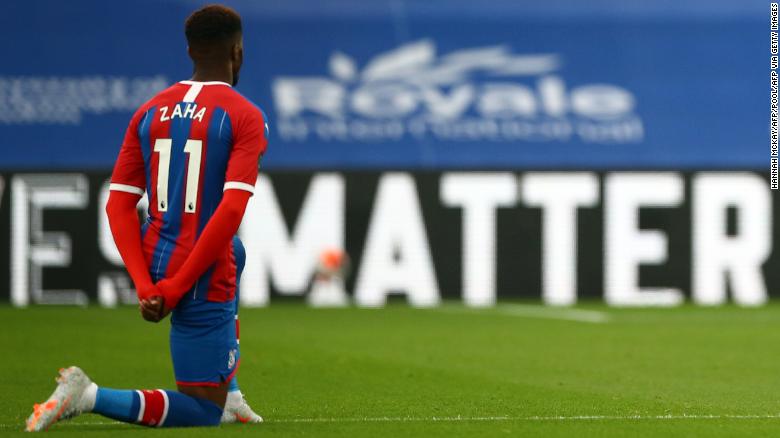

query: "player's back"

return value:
[110, 80, 268, 302]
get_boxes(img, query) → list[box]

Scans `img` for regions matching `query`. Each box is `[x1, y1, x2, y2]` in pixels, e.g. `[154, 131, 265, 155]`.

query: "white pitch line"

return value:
[270, 414, 780, 423]
[4, 413, 780, 429]
[498, 304, 610, 324]
[438, 304, 610, 324]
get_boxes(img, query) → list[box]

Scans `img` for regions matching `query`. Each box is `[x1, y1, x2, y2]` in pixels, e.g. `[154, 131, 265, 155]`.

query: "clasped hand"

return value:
[138, 280, 176, 323]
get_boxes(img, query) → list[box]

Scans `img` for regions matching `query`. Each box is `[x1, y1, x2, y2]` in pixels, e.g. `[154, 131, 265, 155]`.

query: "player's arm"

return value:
[105, 110, 157, 301]
[156, 108, 268, 309]
[106, 192, 155, 298]
[156, 190, 251, 309]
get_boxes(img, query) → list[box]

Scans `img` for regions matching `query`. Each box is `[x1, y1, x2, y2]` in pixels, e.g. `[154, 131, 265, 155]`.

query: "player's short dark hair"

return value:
[185, 4, 242, 47]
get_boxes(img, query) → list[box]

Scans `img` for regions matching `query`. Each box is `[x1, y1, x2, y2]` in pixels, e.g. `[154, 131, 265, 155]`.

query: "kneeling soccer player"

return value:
[26, 4, 268, 431]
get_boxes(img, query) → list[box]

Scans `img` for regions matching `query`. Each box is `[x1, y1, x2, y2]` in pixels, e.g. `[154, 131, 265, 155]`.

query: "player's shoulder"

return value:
[211, 87, 269, 140]
[218, 87, 268, 123]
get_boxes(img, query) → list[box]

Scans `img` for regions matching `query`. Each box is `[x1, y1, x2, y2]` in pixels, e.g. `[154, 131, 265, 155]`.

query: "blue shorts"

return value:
[169, 237, 245, 387]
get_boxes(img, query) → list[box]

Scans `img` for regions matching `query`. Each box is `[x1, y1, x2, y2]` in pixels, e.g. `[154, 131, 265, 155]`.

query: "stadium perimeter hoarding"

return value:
[0, 0, 767, 171]
[1, 171, 777, 307]
[0, 1, 773, 307]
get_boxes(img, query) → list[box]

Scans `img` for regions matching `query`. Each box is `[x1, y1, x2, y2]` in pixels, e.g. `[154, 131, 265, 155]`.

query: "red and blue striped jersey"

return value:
[109, 80, 268, 303]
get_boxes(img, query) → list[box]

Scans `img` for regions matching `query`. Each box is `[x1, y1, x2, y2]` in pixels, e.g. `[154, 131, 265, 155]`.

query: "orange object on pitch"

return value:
[320, 249, 345, 271]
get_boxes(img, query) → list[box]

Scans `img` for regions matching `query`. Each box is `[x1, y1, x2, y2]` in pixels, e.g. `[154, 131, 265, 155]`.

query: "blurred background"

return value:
[0, 0, 775, 308]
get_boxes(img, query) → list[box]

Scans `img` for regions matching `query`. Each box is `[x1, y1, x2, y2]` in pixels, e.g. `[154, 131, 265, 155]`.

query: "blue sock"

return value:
[93, 387, 222, 427]
[92, 388, 138, 423]
[228, 376, 239, 393]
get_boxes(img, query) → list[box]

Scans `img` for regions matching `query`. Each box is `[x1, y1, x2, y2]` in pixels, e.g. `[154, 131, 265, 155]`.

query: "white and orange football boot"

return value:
[220, 391, 263, 424]
[26, 366, 95, 432]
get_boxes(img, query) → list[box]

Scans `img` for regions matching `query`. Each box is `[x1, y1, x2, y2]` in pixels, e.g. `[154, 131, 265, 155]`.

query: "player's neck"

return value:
[190, 67, 233, 86]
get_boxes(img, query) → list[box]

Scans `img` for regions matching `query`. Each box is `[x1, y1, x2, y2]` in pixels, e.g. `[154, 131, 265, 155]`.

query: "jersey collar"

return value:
[179, 80, 232, 87]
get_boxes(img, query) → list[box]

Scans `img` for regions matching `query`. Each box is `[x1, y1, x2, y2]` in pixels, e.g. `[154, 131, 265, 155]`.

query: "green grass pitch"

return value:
[2, 302, 780, 437]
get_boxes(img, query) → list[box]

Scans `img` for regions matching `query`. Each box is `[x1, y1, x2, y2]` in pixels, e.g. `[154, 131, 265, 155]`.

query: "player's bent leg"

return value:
[26, 366, 224, 431]
[169, 293, 262, 424]
[220, 237, 263, 424]
[90, 387, 223, 428]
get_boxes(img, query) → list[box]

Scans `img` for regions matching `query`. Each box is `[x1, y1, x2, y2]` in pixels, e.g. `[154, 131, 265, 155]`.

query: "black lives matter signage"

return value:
[0, 171, 777, 307]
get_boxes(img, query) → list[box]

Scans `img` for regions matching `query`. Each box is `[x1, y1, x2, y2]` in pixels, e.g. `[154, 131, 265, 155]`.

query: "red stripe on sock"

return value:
[139, 390, 166, 426]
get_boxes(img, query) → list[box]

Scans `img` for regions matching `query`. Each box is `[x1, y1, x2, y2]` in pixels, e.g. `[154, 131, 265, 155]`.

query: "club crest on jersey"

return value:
[228, 349, 237, 369]
[159, 103, 206, 123]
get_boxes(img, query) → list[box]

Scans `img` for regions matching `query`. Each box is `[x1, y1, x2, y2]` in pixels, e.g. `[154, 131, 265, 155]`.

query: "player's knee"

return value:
[164, 389, 225, 427]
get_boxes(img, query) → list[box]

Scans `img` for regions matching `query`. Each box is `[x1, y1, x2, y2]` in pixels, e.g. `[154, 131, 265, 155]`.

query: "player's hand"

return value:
[140, 295, 171, 323]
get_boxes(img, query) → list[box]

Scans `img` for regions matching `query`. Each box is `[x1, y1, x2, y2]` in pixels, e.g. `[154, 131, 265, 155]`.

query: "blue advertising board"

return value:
[0, 0, 766, 170]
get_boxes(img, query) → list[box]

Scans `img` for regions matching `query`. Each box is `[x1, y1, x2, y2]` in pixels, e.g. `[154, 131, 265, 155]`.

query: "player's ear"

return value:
[232, 43, 243, 65]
